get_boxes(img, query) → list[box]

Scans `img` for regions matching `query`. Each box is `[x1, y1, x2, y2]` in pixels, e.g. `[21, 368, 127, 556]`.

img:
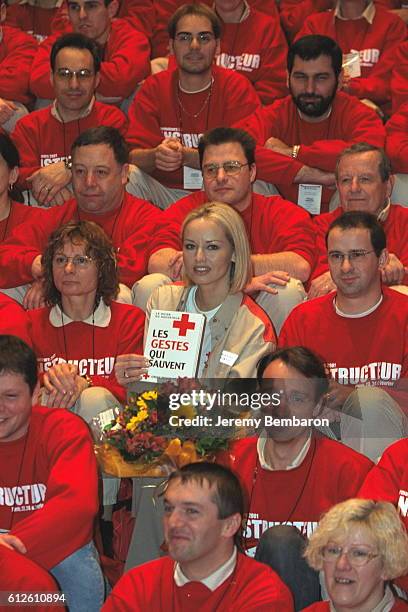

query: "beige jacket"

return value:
[146, 285, 276, 380]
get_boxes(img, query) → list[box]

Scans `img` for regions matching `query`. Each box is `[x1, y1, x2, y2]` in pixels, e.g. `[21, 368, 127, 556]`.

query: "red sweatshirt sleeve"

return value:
[118, 0, 155, 39]
[234, 105, 304, 185]
[114, 196, 162, 286]
[11, 111, 43, 186]
[97, 20, 150, 99]
[11, 411, 98, 570]
[391, 41, 408, 113]
[279, 0, 333, 40]
[386, 103, 408, 173]
[90, 304, 145, 403]
[251, 20, 288, 105]
[126, 74, 164, 149]
[0, 294, 30, 345]
[0, 206, 67, 288]
[0, 26, 37, 104]
[296, 97, 386, 171]
[29, 32, 58, 99]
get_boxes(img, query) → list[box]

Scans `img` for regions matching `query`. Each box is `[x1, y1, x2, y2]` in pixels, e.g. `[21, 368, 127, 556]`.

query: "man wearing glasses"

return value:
[0, 126, 160, 309]
[12, 33, 127, 207]
[126, 3, 261, 210]
[136, 126, 315, 333]
[280, 210, 408, 460]
[29, 0, 149, 106]
[309, 143, 408, 298]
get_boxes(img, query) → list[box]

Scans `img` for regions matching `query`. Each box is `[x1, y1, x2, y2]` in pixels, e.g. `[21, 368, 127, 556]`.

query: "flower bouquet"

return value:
[96, 384, 230, 477]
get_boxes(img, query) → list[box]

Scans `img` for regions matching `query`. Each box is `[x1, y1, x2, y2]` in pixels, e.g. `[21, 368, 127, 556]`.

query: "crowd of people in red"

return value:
[0, 1, 408, 610]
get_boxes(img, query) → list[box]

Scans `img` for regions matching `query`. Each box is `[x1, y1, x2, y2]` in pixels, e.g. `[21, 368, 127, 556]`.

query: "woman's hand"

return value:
[41, 372, 89, 409]
[115, 354, 150, 385]
[42, 363, 88, 409]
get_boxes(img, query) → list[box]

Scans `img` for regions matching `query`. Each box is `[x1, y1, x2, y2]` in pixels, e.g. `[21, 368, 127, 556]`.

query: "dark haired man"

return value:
[0, 335, 103, 610]
[297, 0, 406, 108]
[310, 144, 408, 298]
[127, 3, 261, 209]
[12, 32, 127, 207]
[221, 346, 373, 610]
[140, 126, 316, 332]
[0, 126, 160, 309]
[102, 462, 294, 611]
[235, 35, 385, 213]
[29, 0, 149, 105]
[280, 211, 408, 459]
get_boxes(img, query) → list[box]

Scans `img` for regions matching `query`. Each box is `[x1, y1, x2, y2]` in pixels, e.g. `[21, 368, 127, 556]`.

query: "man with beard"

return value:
[126, 3, 261, 209]
[235, 35, 385, 213]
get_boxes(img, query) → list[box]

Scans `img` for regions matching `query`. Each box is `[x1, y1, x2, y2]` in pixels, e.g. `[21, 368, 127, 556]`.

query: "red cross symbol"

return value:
[173, 313, 196, 336]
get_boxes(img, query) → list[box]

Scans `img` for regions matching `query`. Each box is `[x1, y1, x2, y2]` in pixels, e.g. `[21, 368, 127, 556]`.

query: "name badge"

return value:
[343, 51, 361, 79]
[183, 166, 203, 190]
[220, 350, 238, 366]
[298, 184, 322, 215]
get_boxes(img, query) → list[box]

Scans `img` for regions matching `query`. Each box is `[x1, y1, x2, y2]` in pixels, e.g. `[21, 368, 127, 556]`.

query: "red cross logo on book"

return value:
[173, 313, 196, 336]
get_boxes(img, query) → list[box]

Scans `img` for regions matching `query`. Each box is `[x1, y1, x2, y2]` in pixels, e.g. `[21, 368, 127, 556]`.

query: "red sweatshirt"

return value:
[391, 41, 408, 113]
[5, 2, 61, 39]
[279, 287, 408, 384]
[297, 7, 406, 104]
[0, 547, 64, 611]
[0, 292, 30, 345]
[127, 65, 260, 190]
[102, 553, 294, 612]
[52, 1, 155, 39]
[235, 92, 385, 212]
[12, 101, 128, 187]
[359, 438, 408, 529]
[28, 301, 144, 404]
[0, 192, 161, 288]
[312, 204, 408, 280]
[215, 7, 288, 105]
[149, 191, 316, 270]
[302, 598, 408, 611]
[151, 0, 279, 58]
[0, 200, 38, 242]
[0, 25, 37, 104]
[359, 437, 408, 594]
[221, 436, 372, 554]
[279, 0, 333, 40]
[0, 405, 98, 569]
[29, 19, 150, 100]
[386, 103, 408, 173]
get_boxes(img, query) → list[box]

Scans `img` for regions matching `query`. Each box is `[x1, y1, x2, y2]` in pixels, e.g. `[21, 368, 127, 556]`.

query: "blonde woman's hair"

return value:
[305, 498, 408, 580]
[181, 202, 252, 293]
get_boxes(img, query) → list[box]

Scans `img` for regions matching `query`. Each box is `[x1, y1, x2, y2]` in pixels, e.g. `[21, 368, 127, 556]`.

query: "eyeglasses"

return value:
[202, 161, 249, 178]
[322, 545, 379, 567]
[328, 250, 375, 265]
[53, 255, 94, 268]
[174, 31, 215, 45]
[55, 68, 95, 80]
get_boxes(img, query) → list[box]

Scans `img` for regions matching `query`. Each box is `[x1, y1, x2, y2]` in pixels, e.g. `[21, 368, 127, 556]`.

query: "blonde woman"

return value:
[302, 498, 408, 612]
[116, 202, 276, 383]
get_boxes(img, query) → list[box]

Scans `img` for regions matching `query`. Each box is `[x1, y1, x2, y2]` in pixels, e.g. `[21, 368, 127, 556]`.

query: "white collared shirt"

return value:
[257, 431, 312, 471]
[334, 0, 376, 24]
[174, 547, 237, 592]
[49, 300, 111, 328]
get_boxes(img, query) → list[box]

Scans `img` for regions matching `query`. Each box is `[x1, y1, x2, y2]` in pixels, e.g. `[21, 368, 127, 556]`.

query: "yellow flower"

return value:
[136, 398, 148, 411]
[141, 390, 158, 401]
[174, 404, 196, 420]
[126, 408, 149, 431]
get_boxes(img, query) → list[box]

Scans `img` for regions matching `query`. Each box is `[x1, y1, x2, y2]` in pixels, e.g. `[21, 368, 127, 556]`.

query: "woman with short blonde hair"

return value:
[303, 498, 408, 611]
